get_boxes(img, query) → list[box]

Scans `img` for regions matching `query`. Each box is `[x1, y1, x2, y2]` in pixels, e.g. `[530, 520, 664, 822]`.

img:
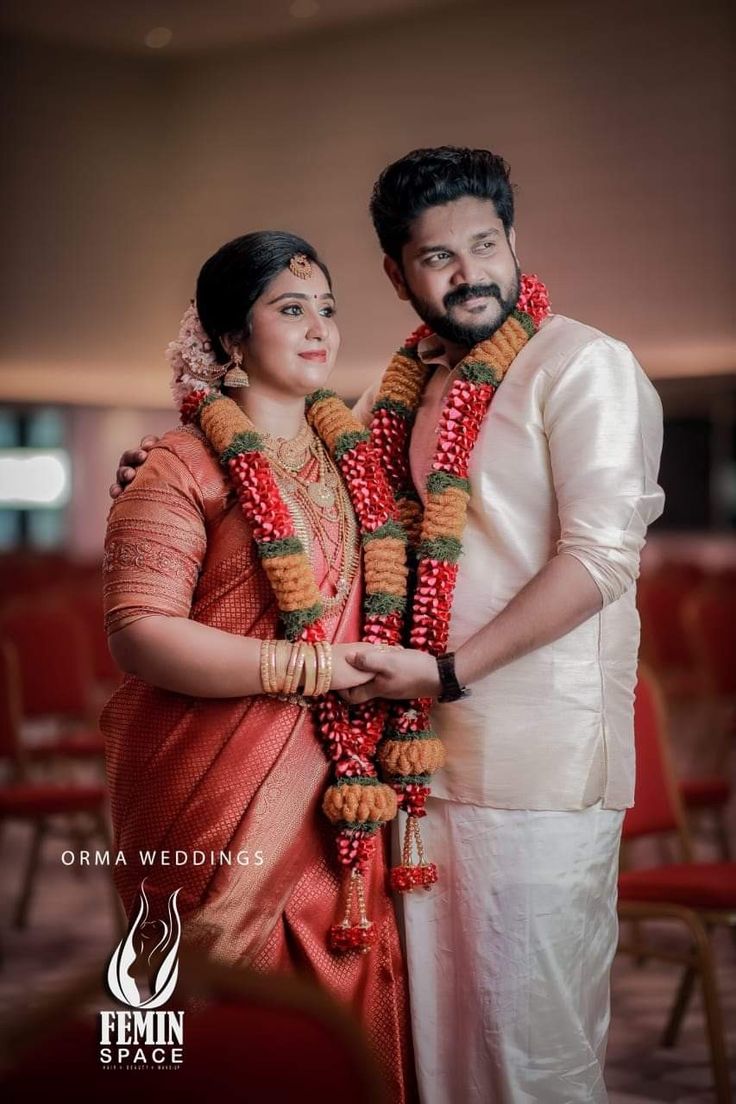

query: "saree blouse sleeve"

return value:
[103, 439, 208, 634]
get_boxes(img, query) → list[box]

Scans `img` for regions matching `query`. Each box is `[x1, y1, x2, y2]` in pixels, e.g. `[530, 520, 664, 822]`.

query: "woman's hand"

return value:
[109, 436, 160, 499]
[330, 643, 392, 692]
[338, 646, 441, 704]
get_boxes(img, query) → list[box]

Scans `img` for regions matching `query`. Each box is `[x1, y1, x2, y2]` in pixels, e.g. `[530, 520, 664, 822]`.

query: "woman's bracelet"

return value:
[259, 639, 333, 698]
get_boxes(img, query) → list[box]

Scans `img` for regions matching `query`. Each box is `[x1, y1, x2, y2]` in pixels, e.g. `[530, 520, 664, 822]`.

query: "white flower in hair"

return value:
[166, 301, 226, 407]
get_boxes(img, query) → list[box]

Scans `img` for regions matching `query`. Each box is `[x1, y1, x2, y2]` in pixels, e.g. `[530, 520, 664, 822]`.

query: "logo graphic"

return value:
[99, 881, 185, 1069]
[107, 882, 182, 1010]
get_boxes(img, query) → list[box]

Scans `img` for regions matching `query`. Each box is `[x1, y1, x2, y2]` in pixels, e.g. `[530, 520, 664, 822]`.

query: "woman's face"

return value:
[237, 264, 339, 399]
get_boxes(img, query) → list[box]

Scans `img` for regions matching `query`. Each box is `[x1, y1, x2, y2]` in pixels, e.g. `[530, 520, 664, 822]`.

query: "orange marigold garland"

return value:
[370, 274, 551, 891]
[177, 375, 408, 954]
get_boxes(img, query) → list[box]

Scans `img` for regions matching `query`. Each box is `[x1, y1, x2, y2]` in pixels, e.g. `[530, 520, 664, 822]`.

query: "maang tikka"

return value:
[223, 346, 250, 388]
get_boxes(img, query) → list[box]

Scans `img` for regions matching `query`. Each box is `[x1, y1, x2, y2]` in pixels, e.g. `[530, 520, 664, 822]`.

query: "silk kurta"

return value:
[100, 426, 414, 1104]
[353, 314, 665, 810]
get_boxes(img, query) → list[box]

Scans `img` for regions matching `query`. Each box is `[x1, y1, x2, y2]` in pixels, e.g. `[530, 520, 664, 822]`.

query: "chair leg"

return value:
[661, 964, 696, 1047]
[688, 915, 732, 1104]
[713, 810, 731, 861]
[14, 819, 47, 929]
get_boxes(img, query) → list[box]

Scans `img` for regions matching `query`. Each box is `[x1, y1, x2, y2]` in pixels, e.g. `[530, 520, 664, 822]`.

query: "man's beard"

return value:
[408, 263, 521, 349]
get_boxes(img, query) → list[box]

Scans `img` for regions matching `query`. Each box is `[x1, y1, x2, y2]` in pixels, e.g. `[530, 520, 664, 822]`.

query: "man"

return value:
[113, 147, 664, 1103]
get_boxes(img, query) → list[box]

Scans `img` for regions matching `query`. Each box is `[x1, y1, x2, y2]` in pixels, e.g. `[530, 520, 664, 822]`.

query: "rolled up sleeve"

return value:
[544, 336, 665, 605]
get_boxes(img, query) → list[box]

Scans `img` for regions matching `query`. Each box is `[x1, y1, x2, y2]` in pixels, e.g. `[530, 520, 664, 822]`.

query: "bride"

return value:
[101, 230, 413, 1102]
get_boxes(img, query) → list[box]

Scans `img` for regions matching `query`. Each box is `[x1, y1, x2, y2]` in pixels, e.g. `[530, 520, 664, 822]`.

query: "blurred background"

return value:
[0, 1, 734, 1100]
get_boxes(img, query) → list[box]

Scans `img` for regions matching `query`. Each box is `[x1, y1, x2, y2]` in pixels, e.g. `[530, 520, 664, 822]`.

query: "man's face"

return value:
[386, 196, 520, 348]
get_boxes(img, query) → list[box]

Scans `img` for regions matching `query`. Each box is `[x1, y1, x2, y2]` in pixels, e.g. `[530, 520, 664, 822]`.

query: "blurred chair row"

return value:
[638, 565, 736, 859]
[618, 666, 735, 1104]
[0, 553, 122, 934]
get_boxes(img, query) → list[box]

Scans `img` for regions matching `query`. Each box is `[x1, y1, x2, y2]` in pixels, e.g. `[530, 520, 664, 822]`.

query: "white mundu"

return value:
[355, 314, 665, 1103]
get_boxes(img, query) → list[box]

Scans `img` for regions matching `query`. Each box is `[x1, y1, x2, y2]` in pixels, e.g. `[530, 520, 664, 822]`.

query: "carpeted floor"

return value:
[0, 818, 734, 1101]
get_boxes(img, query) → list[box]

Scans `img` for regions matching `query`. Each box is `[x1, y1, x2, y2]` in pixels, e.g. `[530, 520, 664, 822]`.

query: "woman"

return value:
[101, 231, 413, 1101]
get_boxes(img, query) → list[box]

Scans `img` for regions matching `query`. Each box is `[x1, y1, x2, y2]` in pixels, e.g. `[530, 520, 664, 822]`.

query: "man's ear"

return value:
[383, 255, 410, 302]
[508, 226, 518, 261]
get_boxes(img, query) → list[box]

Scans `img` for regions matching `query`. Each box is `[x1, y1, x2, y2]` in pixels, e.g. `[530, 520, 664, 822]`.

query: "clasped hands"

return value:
[334, 642, 440, 704]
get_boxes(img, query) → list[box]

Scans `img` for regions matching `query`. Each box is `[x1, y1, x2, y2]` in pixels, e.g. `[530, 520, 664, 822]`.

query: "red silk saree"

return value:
[101, 427, 413, 1101]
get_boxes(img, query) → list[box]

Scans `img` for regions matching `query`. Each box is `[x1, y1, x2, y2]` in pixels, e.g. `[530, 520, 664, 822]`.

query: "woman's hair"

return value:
[369, 146, 515, 264]
[196, 230, 332, 363]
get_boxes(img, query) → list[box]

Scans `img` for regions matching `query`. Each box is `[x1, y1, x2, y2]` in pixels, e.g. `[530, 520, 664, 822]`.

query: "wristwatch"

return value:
[436, 652, 471, 703]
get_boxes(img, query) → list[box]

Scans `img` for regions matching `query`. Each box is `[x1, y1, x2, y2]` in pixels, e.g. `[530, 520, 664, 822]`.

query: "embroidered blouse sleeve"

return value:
[543, 336, 665, 606]
[103, 444, 207, 634]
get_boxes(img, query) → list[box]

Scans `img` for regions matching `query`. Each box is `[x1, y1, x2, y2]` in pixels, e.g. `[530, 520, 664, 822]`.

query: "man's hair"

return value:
[369, 146, 515, 263]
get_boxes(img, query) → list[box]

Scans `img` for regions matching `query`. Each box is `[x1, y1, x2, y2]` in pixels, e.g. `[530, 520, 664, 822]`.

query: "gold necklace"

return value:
[260, 420, 312, 472]
[268, 440, 359, 615]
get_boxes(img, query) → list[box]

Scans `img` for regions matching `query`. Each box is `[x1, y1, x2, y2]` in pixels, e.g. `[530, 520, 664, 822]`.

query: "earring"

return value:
[223, 347, 250, 388]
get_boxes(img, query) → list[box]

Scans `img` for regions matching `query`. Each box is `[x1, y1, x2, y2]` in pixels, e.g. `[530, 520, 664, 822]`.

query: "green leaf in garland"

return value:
[334, 428, 372, 461]
[362, 519, 407, 544]
[305, 388, 337, 409]
[256, 536, 305, 559]
[364, 593, 406, 616]
[418, 536, 463, 563]
[221, 430, 264, 464]
[280, 602, 324, 640]
[426, 471, 471, 496]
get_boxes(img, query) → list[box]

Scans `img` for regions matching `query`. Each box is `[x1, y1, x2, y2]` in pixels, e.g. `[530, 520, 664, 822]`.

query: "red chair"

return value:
[60, 578, 122, 695]
[0, 595, 106, 763]
[0, 640, 119, 930]
[0, 951, 385, 1103]
[617, 667, 735, 1103]
[637, 565, 704, 697]
[677, 582, 736, 858]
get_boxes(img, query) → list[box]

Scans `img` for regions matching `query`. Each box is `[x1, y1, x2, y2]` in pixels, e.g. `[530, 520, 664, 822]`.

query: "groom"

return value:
[112, 146, 664, 1103]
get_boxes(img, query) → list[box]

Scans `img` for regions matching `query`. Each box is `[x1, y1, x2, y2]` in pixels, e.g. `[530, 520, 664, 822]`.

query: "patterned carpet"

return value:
[0, 817, 734, 1102]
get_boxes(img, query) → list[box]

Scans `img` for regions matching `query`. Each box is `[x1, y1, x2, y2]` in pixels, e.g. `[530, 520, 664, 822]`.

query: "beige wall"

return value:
[1, 0, 734, 411]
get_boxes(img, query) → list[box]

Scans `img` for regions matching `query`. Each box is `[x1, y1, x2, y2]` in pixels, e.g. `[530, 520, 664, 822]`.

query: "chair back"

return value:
[0, 638, 25, 773]
[637, 565, 702, 671]
[684, 581, 736, 698]
[0, 596, 94, 719]
[623, 667, 692, 857]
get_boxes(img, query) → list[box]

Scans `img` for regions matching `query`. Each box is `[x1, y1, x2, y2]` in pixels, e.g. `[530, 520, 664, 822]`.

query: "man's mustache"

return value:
[443, 283, 503, 310]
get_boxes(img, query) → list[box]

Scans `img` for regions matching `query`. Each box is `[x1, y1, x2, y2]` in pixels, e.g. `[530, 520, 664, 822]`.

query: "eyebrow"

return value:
[415, 229, 500, 256]
[266, 291, 335, 304]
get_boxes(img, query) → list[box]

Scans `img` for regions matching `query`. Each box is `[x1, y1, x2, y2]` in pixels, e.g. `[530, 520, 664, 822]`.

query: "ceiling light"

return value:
[144, 27, 173, 49]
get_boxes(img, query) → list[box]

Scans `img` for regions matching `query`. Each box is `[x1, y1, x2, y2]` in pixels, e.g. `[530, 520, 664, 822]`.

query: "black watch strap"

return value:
[436, 652, 471, 703]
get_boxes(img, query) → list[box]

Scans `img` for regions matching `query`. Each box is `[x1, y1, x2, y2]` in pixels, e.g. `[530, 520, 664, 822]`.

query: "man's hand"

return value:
[109, 436, 159, 499]
[339, 646, 441, 705]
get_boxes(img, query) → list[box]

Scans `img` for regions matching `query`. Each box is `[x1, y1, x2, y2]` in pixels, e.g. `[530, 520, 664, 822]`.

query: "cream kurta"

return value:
[354, 314, 665, 811]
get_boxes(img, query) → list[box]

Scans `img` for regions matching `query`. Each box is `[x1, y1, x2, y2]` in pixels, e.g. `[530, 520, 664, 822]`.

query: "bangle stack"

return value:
[260, 639, 333, 699]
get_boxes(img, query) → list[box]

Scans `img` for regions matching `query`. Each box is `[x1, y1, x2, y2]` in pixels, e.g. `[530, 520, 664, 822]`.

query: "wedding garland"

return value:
[369, 275, 551, 889]
[172, 318, 410, 953]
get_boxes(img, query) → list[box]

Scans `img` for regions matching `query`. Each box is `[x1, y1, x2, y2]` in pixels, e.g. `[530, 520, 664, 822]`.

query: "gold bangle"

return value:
[269, 640, 280, 688]
[274, 640, 290, 694]
[301, 645, 318, 696]
[283, 643, 301, 696]
[286, 643, 307, 696]
[260, 639, 278, 694]
[314, 641, 326, 696]
[315, 640, 333, 696]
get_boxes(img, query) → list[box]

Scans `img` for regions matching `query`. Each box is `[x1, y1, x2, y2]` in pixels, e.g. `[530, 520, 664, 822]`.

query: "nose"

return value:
[449, 254, 484, 287]
[306, 309, 329, 341]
